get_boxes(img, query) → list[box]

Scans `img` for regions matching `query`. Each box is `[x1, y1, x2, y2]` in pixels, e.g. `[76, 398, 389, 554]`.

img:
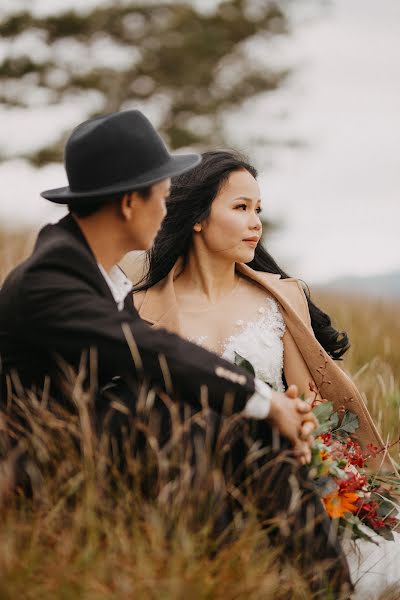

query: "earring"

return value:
[193, 223, 202, 232]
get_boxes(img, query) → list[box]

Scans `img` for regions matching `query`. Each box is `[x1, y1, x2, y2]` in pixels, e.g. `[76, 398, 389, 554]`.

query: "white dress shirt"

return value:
[98, 264, 133, 311]
[97, 264, 272, 419]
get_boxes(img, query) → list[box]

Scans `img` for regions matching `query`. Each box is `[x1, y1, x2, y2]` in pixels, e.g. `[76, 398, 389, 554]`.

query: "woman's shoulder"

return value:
[238, 263, 307, 298]
[237, 265, 312, 329]
[132, 271, 173, 315]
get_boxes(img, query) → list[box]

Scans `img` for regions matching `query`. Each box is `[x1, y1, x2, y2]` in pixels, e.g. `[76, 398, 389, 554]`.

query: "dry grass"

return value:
[0, 382, 342, 600]
[1, 232, 399, 598]
[0, 227, 36, 285]
[313, 291, 400, 459]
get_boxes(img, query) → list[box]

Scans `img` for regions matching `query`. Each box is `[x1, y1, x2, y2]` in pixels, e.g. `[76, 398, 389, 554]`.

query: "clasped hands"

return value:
[268, 384, 318, 465]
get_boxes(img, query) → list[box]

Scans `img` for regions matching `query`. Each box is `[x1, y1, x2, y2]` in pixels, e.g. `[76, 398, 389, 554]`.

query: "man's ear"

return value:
[120, 192, 134, 220]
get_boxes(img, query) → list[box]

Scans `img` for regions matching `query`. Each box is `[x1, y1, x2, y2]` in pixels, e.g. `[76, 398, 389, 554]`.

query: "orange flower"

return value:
[320, 448, 330, 461]
[323, 490, 359, 519]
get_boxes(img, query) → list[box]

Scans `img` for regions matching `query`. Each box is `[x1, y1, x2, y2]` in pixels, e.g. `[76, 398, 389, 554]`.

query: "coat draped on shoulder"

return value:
[129, 258, 393, 472]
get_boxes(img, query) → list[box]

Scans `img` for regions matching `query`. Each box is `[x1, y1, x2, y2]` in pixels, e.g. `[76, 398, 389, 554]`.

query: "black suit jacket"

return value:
[0, 215, 255, 414]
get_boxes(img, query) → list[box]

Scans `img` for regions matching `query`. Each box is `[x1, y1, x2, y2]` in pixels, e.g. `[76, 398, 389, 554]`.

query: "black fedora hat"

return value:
[41, 110, 201, 203]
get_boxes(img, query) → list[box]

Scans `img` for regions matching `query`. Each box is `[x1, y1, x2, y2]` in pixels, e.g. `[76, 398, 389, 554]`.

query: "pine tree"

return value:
[0, 0, 290, 166]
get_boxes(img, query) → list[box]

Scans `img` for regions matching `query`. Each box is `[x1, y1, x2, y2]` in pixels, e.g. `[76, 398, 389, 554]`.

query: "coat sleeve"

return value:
[286, 280, 395, 471]
[19, 264, 255, 415]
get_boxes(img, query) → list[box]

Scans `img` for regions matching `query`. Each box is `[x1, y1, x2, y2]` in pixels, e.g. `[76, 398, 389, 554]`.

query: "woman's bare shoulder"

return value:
[236, 273, 275, 303]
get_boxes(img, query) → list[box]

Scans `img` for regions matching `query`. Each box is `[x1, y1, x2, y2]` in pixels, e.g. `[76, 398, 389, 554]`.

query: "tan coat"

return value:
[132, 259, 393, 472]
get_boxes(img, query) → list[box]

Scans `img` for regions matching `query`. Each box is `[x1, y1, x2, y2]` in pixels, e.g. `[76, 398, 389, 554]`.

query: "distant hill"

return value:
[320, 270, 400, 298]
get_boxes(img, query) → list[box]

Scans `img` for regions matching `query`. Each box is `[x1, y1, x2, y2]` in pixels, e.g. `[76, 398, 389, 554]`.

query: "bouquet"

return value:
[309, 379, 400, 543]
[234, 351, 400, 544]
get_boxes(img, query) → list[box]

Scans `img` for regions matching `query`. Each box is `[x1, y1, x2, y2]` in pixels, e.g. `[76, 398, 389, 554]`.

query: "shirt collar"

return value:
[97, 263, 133, 310]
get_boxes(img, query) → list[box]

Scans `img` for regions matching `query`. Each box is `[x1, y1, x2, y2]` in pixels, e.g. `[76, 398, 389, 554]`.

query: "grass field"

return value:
[0, 231, 399, 599]
[312, 290, 400, 457]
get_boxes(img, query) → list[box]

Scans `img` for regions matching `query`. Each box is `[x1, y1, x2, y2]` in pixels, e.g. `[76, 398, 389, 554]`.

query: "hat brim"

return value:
[41, 153, 201, 203]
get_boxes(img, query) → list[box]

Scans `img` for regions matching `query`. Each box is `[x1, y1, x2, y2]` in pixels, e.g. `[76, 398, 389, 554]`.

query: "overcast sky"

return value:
[0, 0, 399, 283]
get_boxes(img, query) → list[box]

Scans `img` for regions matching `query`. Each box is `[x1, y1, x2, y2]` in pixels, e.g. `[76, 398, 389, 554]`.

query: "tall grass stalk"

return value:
[1, 379, 345, 600]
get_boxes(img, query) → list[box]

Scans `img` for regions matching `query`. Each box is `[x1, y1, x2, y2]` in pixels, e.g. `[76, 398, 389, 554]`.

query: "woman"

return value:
[130, 150, 399, 596]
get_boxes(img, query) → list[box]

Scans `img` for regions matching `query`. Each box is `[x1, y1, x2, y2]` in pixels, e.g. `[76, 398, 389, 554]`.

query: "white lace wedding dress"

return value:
[186, 293, 400, 599]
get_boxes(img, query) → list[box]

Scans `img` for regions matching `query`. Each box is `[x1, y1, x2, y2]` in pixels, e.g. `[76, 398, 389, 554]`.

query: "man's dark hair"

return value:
[68, 186, 153, 218]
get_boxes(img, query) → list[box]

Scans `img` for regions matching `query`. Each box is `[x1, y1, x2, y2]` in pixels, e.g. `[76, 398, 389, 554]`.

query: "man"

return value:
[0, 110, 351, 593]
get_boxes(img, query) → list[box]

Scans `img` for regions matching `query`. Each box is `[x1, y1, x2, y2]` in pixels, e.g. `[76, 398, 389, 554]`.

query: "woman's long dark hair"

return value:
[135, 150, 349, 360]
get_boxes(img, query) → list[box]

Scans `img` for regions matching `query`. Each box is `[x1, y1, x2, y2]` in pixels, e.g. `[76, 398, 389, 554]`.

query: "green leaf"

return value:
[335, 411, 359, 435]
[312, 401, 334, 423]
[327, 465, 346, 479]
[312, 402, 340, 436]
[351, 523, 379, 544]
[314, 477, 337, 496]
[233, 352, 255, 377]
[330, 412, 340, 429]
[340, 515, 379, 545]
[376, 527, 395, 541]
[314, 421, 332, 436]
[373, 493, 400, 518]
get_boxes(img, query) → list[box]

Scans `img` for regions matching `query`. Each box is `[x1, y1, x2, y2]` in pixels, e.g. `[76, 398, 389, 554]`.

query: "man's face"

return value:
[127, 178, 171, 250]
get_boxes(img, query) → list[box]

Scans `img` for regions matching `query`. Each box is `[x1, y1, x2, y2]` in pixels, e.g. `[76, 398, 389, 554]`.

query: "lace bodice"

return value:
[221, 297, 286, 392]
[188, 296, 286, 392]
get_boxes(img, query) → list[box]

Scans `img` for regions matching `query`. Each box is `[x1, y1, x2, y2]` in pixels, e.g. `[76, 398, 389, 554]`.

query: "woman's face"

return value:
[195, 169, 263, 263]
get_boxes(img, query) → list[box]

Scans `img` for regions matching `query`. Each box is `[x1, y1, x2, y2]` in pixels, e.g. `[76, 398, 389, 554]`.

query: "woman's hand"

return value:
[267, 384, 318, 465]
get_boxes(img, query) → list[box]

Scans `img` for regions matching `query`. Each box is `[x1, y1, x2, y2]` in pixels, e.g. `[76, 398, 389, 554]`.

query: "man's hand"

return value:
[286, 384, 318, 444]
[267, 385, 318, 465]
